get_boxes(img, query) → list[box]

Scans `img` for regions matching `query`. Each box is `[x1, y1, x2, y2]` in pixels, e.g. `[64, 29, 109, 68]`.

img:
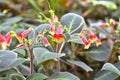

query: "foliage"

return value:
[0, 0, 120, 80]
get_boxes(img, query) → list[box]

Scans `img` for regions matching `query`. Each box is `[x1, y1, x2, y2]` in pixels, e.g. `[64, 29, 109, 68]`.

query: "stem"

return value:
[25, 45, 33, 75]
[55, 44, 60, 72]
[58, 42, 65, 53]
[56, 42, 65, 72]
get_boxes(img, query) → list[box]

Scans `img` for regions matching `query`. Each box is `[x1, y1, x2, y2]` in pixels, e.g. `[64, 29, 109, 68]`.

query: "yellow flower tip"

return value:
[53, 37, 64, 44]
[29, 27, 33, 31]
[10, 31, 16, 37]
[96, 38, 101, 47]
[1, 42, 7, 50]
[50, 31, 55, 36]
[89, 37, 97, 43]
[84, 42, 91, 49]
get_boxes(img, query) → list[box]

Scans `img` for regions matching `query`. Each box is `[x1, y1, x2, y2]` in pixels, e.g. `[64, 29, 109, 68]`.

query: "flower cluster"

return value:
[80, 29, 101, 49]
[0, 28, 32, 50]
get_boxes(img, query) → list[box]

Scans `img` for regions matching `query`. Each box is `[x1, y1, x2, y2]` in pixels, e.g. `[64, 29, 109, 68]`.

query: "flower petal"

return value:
[42, 36, 50, 47]
[0, 34, 5, 43]
[88, 30, 97, 43]
[4, 32, 12, 45]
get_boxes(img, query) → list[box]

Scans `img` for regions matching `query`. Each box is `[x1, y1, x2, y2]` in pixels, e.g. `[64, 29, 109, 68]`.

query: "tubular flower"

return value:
[110, 19, 116, 27]
[99, 23, 109, 29]
[53, 27, 64, 44]
[49, 21, 55, 35]
[96, 38, 101, 47]
[0, 32, 12, 50]
[42, 36, 50, 47]
[53, 15, 59, 22]
[80, 36, 91, 49]
[88, 30, 97, 43]
[17, 28, 32, 43]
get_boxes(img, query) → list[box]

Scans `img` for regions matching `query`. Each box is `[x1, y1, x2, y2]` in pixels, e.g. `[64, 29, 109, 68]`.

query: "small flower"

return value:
[88, 30, 97, 43]
[17, 28, 32, 43]
[96, 38, 101, 47]
[110, 19, 116, 27]
[49, 21, 55, 35]
[53, 15, 59, 22]
[42, 36, 50, 47]
[53, 27, 64, 44]
[0, 32, 12, 50]
[80, 36, 91, 49]
[99, 23, 109, 28]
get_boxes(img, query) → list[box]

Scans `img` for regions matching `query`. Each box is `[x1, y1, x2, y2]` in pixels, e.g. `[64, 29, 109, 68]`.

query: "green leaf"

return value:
[33, 47, 65, 64]
[0, 17, 23, 26]
[18, 65, 30, 76]
[9, 73, 25, 80]
[68, 60, 93, 72]
[10, 58, 26, 68]
[28, 24, 50, 39]
[95, 62, 120, 80]
[28, 0, 41, 12]
[50, 72, 80, 80]
[51, 78, 68, 80]
[69, 35, 83, 44]
[0, 77, 8, 80]
[92, 1, 117, 10]
[13, 49, 26, 57]
[0, 50, 17, 72]
[26, 73, 47, 80]
[85, 41, 112, 61]
[101, 63, 120, 75]
[60, 13, 87, 34]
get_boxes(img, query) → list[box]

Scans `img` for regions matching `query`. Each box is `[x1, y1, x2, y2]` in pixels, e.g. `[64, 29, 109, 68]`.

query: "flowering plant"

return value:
[0, 10, 120, 80]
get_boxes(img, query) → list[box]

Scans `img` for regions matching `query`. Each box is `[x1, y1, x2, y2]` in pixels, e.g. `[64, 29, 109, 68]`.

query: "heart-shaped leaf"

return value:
[33, 47, 65, 64]
[60, 13, 87, 34]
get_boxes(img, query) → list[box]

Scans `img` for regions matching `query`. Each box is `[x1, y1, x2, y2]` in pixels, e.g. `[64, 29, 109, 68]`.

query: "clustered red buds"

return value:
[80, 29, 101, 49]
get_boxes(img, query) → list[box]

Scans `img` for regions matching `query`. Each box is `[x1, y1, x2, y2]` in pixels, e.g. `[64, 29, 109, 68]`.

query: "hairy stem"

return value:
[25, 45, 33, 75]
[56, 42, 65, 72]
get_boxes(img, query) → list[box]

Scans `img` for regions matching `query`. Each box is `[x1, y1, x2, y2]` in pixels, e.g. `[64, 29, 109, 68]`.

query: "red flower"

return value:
[88, 30, 97, 43]
[0, 32, 12, 50]
[96, 38, 101, 47]
[53, 27, 64, 44]
[80, 36, 91, 49]
[17, 28, 32, 43]
[42, 36, 50, 47]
